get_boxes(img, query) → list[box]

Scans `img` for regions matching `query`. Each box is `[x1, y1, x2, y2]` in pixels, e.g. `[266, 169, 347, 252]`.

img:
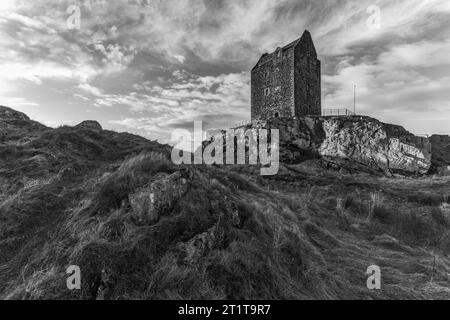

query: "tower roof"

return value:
[252, 30, 318, 70]
[296, 30, 317, 57]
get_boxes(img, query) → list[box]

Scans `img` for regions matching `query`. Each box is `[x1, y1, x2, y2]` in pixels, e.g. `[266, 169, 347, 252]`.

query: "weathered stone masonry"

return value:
[251, 30, 321, 121]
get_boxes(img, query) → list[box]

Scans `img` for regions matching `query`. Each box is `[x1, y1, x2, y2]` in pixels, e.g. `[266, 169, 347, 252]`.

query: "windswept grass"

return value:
[1, 120, 450, 300]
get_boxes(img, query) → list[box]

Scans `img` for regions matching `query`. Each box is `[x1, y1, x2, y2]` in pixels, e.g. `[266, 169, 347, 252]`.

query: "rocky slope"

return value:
[239, 116, 432, 175]
[0, 106, 48, 145]
[1, 106, 450, 300]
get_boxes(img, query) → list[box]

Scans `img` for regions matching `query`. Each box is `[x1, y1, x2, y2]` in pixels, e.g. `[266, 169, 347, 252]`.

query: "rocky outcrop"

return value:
[242, 116, 432, 175]
[129, 170, 191, 225]
[177, 227, 216, 265]
[74, 121, 103, 131]
[0, 106, 48, 144]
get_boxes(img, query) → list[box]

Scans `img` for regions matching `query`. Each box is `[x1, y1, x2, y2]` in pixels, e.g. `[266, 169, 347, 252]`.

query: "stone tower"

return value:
[251, 30, 321, 121]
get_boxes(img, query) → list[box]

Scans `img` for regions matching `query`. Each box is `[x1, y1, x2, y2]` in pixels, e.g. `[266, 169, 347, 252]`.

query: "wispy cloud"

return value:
[0, 0, 449, 141]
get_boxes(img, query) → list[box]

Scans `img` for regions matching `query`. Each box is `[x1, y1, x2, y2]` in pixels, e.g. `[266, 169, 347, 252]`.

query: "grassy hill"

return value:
[1, 106, 450, 300]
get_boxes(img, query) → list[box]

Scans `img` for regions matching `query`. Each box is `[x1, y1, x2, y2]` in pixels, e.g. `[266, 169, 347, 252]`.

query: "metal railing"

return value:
[230, 120, 266, 129]
[231, 120, 252, 128]
[322, 108, 356, 116]
[230, 110, 356, 128]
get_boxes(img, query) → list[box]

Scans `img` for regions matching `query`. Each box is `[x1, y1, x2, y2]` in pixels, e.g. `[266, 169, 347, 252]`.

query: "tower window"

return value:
[276, 48, 282, 58]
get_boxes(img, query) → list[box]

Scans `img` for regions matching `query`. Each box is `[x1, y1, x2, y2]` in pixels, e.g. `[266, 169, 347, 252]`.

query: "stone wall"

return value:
[251, 31, 321, 121]
[294, 49, 321, 116]
[251, 48, 295, 120]
[429, 135, 450, 175]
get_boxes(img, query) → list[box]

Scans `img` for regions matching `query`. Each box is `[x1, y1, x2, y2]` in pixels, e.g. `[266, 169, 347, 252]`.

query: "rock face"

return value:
[244, 116, 432, 174]
[129, 170, 191, 225]
[429, 135, 450, 175]
[75, 121, 103, 131]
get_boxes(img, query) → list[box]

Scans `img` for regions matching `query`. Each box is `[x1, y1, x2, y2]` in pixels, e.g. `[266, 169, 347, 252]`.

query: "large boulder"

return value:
[129, 170, 191, 225]
[74, 121, 103, 131]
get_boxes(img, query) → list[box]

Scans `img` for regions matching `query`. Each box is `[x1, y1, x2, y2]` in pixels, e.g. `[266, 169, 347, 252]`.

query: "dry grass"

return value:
[2, 129, 450, 299]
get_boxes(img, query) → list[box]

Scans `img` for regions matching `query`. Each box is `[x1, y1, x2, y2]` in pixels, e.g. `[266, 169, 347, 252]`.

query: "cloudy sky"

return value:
[0, 0, 449, 144]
